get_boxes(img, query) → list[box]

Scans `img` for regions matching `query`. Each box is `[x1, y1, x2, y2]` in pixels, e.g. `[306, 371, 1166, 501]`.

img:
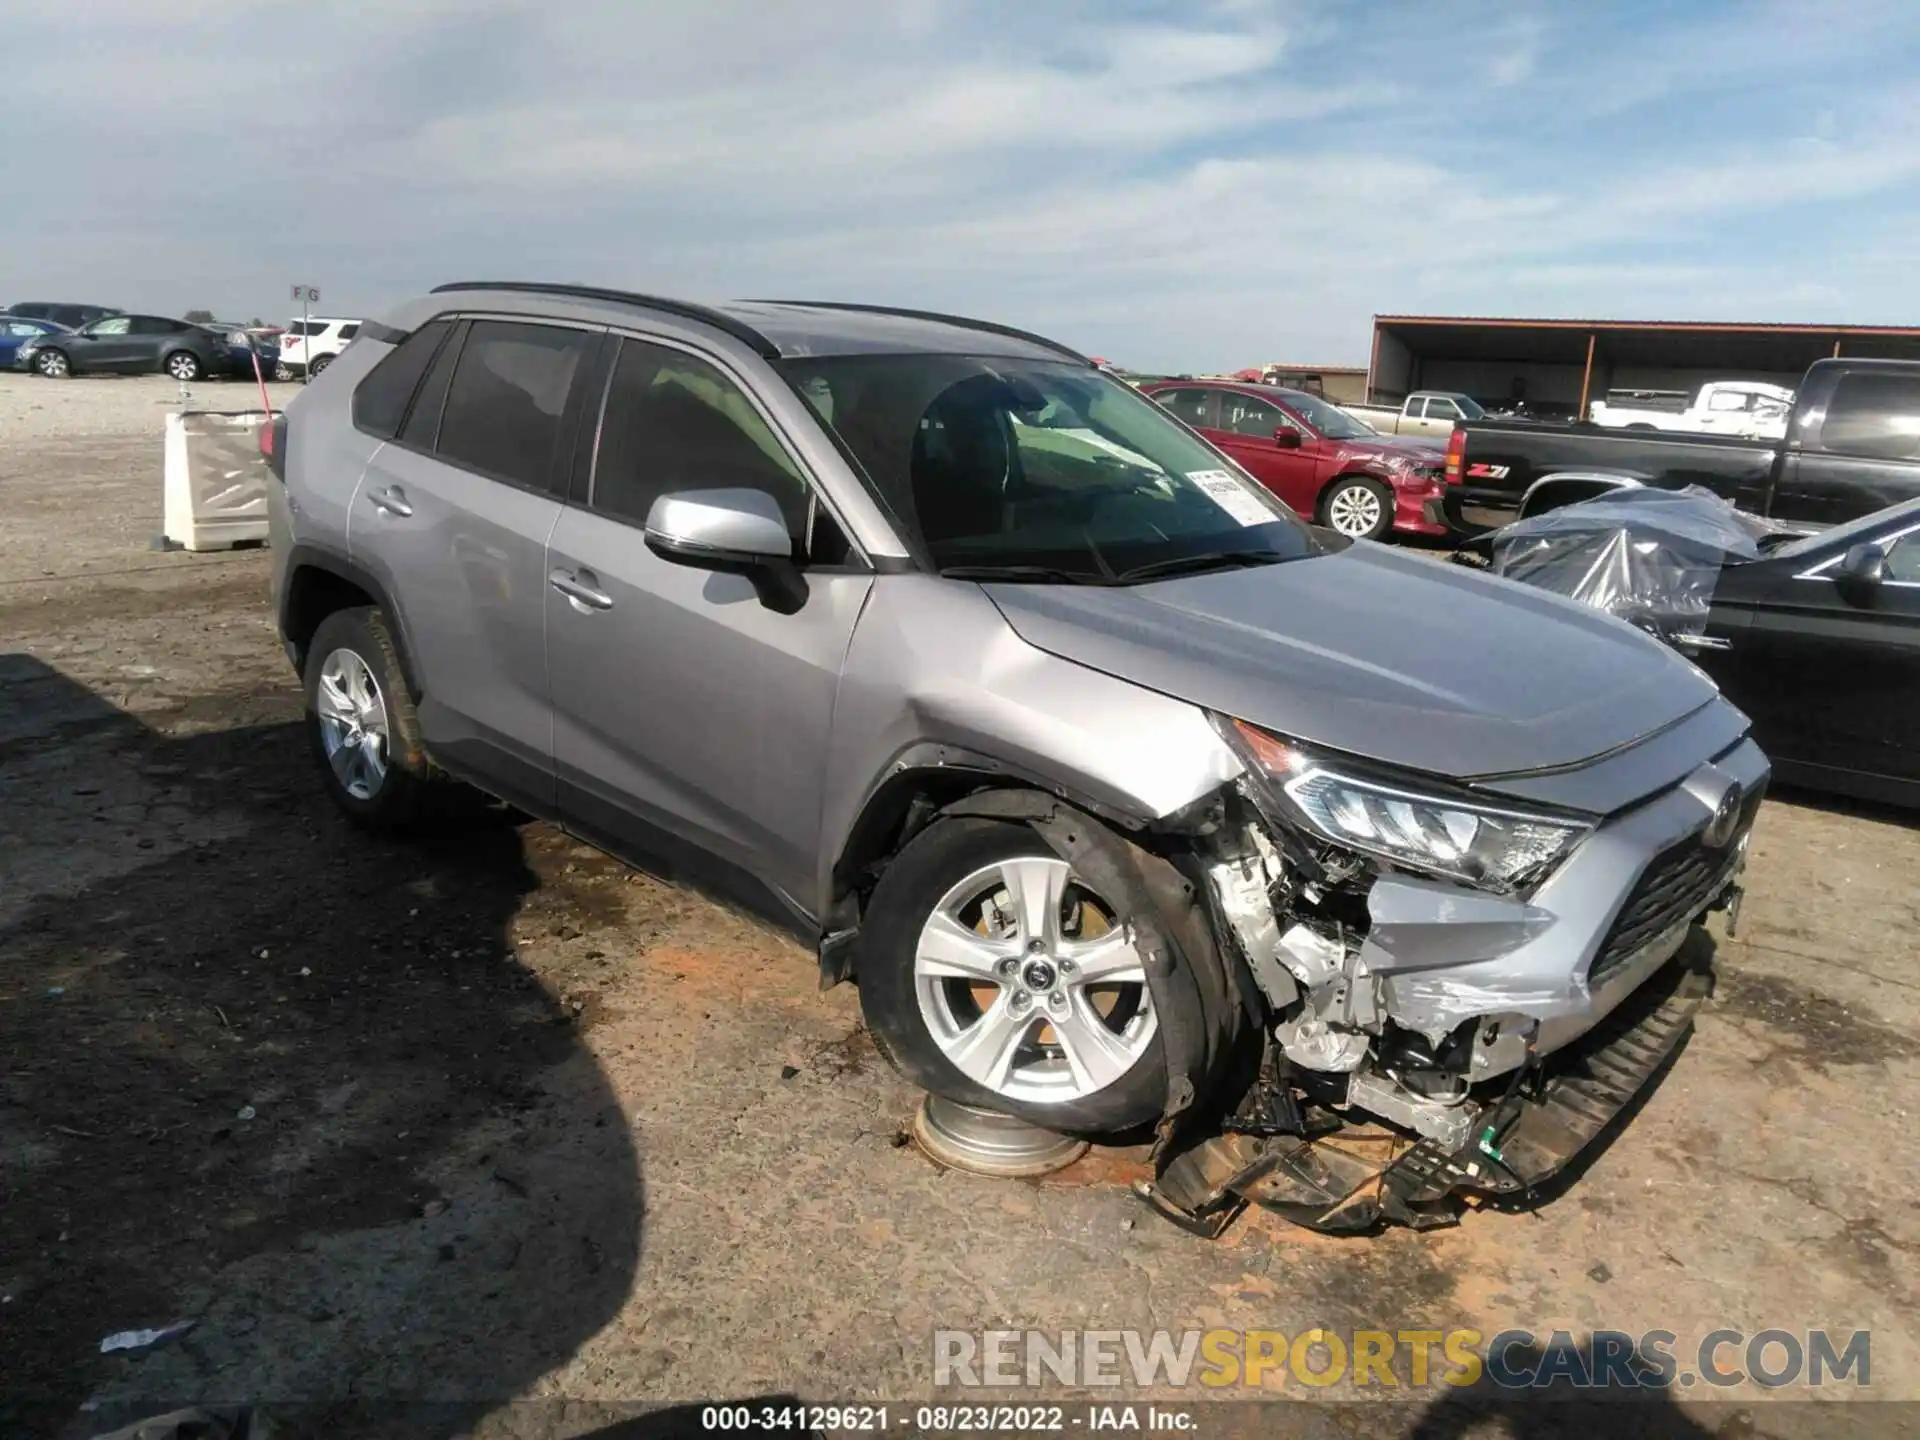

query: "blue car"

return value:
[200, 321, 281, 381]
[3, 317, 70, 370]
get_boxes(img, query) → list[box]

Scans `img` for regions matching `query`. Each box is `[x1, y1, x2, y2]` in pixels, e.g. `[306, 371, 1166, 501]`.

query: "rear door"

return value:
[1772, 367, 1920, 525]
[544, 333, 872, 921]
[350, 315, 606, 812]
[129, 316, 183, 371]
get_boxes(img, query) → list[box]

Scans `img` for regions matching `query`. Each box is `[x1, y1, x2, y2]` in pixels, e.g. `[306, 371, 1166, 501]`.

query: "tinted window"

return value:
[1220, 392, 1281, 438]
[1426, 397, 1461, 419]
[1153, 387, 1215, 428]
[351, 319, 452, 440]
[783, 354, 1315, 580]
[1886, 531, 1920, 584]
[435, 320, 588, 490]
[130, 316, 175, 336]
[1817, 372, 1920, 461]
[593, 337, 808, 537]
[10, 303, 50, 320]
[52, 307, 89, 327]
[337, 322, 360, 342]
[399, 322, 464, 450]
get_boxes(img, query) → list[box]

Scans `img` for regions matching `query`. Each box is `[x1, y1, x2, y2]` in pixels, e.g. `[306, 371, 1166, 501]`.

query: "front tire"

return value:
[309, 354, 333, 377]
[858, 817, 1168, 1134]
[164, 350, 202, 382]
[1319, 475, 1394, 540]
[35, 348, 71, 379]
[274, 361, 295, 382]
[303, 607, 438, 831]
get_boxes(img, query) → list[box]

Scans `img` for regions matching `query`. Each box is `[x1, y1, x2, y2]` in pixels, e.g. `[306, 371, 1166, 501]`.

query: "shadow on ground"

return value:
[0, 655, 642, 1437]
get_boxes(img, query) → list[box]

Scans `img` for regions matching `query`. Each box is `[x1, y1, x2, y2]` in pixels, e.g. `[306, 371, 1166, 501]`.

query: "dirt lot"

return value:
[2, 374, 1916, 1438]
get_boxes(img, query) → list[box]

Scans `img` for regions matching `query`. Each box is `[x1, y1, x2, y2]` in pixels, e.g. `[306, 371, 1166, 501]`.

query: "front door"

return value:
[69, 315, 141, 372]
[1701, 524, 1920, 789]
[350, 317, 603, 811]
[1210, 390, 1318, 517]
[545, 333, 871, 924]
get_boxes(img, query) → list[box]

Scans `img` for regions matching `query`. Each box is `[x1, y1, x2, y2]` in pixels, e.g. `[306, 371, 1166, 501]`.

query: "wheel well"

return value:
[831, 769, 1010, 903]
[282, 565, 377, 673]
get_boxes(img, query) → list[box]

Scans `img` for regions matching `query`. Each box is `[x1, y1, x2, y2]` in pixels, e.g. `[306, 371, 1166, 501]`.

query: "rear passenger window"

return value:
[399, 322, 465, 450]
[1154, 388, 1215, 428]
[592, 337, 809, 539]
[351, 319, 452, 440]
[435, 321, 589, 490]
[1818, 372, 1920, 461]
[338, 323, 361, 342]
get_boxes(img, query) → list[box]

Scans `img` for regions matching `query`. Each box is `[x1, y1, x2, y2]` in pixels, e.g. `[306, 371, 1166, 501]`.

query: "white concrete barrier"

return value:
[160, 410, 272, 551]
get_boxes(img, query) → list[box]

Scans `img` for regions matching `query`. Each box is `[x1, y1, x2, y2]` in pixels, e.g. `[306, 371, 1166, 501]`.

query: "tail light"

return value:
[259, 412, 288, 480]
[1443, 425, 1466, 484]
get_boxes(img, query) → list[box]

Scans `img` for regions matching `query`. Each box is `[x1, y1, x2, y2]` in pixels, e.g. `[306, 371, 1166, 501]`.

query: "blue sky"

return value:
[4, 0, 1918, 370]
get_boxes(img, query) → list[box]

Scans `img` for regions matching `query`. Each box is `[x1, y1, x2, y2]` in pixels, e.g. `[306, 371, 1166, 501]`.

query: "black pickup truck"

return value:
[1440, 357, 1920, 533]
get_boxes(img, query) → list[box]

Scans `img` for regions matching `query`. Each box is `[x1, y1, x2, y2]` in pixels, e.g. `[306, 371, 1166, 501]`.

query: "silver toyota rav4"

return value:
[267, 282, 1765, 1232]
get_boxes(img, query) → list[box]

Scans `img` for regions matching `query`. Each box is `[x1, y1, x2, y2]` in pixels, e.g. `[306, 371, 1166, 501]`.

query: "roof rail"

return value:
[429, 281, 780, 359]
[746, 300, 1089, 364]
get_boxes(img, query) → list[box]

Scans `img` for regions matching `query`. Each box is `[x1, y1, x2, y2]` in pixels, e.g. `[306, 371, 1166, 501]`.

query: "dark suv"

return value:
[264, 281, 1764, 1232]
[19, 313, 230, 381]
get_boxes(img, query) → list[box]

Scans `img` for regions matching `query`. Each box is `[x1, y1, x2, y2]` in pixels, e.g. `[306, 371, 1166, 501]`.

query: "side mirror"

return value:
[644, 488, 806, 612]
[1833, 542, 1887, 605]
[1273, 427, 1302, 449]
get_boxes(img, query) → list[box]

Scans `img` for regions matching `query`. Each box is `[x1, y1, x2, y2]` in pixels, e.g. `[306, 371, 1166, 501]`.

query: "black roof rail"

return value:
[745, 300, 1089, 365]
[429, 281, 779, 359]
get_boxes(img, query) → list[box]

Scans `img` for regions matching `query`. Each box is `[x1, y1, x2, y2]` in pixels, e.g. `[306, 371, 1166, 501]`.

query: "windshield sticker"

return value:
[1187, 469, 1275, 527]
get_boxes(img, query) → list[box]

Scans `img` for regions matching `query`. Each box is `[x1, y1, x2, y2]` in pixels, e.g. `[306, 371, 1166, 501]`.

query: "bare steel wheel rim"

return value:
[913, 856, 1156, 1106]
[315, 647, 392, 802]
[167, 353, 198, 380]
[1328, 483, 1384, 537]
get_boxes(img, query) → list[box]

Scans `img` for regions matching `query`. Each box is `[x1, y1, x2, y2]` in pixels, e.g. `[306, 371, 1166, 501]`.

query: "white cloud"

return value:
[2, 0, 1918, 368]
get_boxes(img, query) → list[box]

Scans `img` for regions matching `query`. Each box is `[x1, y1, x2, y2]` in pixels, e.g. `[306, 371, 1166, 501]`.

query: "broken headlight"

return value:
[1219, 717, 1591, 894]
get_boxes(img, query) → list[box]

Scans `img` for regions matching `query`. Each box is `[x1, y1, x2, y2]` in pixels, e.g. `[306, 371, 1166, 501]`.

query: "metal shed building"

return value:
[1368, 316, 1920, 420]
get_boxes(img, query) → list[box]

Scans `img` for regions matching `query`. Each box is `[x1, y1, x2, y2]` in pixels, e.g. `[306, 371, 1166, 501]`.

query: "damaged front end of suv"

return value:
[1131, 712, 1764, 1235]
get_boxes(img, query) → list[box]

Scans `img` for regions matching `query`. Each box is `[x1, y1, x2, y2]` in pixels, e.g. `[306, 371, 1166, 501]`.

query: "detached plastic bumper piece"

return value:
[1138, 957, 1712, 1236]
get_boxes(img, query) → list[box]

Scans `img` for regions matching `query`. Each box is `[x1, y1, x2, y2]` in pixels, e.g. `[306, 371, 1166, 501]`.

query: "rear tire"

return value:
[857, 817, 1170, 1134]
[309, 354, 333, 377]
[1318, 475, 1394, 541]
[164, 350, 202, 382]
[303, 607, 439, 832]
[274, 361, 295, 382]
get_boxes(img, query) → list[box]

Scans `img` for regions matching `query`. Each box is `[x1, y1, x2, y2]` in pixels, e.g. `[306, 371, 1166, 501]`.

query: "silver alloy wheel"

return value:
[166, 352, 200, 381]
[914, 857, 1156, 1106]
[36, 349, 69, 378]
[314, 647, 391, 801]
[274, 362, 294, 382]
[1327, 482, 1385, 537]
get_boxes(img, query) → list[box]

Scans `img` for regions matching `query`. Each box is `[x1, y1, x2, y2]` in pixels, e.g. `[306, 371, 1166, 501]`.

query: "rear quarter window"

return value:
[351, 320, 453, 440]
[1817, 372, 1920, 461]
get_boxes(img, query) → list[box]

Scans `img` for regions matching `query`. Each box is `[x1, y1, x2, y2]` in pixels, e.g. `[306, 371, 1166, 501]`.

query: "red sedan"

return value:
[1141, 380, 1450, 541]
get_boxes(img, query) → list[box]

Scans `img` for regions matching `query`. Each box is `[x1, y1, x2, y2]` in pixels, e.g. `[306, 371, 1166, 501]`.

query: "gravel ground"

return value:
[1, 372, 1916, 1438]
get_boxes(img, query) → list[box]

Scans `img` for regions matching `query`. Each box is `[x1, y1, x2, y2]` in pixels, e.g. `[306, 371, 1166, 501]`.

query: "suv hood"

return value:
[982, 543, 1717, 788]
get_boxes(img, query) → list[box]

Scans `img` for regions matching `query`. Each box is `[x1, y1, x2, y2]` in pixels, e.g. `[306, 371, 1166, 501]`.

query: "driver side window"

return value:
[1220, 393, 1281, 438]
[1886, 532, 1920, 585]
[591, 337, 849, 563]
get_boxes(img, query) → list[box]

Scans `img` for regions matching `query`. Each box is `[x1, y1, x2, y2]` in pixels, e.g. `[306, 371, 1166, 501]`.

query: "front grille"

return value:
[1588, 788, 1761, 985]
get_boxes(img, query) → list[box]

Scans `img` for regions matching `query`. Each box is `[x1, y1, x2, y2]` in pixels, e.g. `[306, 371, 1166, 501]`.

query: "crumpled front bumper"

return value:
[1359, 735, 1767, 1080]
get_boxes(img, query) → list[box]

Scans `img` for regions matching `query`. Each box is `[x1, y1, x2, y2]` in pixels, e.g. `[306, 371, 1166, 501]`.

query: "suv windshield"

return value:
[783, 355, 1322, 581]
[1277, 389, 1378, 440]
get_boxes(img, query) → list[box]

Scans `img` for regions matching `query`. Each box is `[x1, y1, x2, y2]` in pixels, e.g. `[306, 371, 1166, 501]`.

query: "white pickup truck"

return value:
[1588, 380, 1794, 440]
[1338, 390, 1486, 438]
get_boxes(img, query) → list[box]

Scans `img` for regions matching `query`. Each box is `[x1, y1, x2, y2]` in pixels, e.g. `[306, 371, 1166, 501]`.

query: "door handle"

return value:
[1674, 632, 1731, 652]
[549, 568, 613, 611]
[367, 485, 413, 517]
